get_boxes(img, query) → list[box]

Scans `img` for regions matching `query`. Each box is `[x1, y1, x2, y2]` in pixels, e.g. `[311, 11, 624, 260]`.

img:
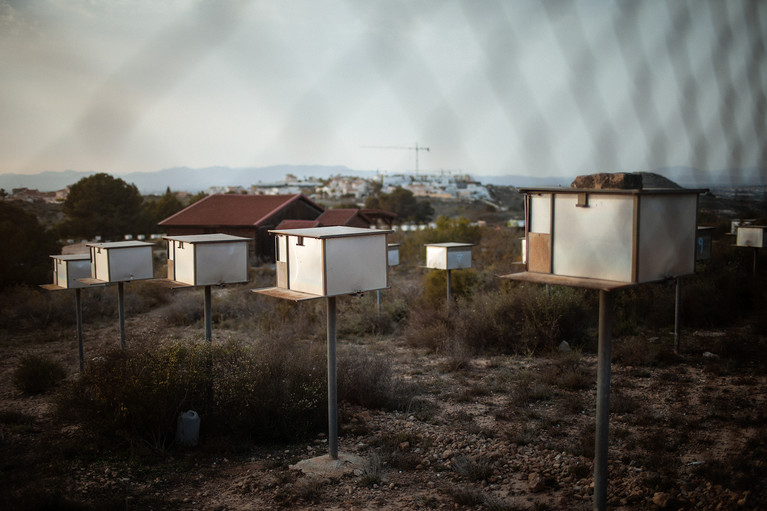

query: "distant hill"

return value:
[1, 165, 764, 194]
[0, 165, 365, 194]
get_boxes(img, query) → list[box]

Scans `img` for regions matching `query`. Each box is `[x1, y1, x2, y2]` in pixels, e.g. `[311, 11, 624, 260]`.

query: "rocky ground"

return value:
[1, 308, 766, 510]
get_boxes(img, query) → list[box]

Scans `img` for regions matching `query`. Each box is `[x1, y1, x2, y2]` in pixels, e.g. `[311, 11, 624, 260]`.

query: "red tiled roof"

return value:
[315, 209, 371, 227]
[159, 194, 323, 227]
[361, 208, 397, 220]
[275, 219, 321, 229]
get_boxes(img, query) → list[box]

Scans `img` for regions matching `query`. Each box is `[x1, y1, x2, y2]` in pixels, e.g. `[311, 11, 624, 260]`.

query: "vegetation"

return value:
[13, 354, 67, 394]
[139, 186, 185, 231]
[0, 201, 60, 289]
[58, 173, 144, 240]
[365, 186, 434, 223]
[1, 189, 767, 509]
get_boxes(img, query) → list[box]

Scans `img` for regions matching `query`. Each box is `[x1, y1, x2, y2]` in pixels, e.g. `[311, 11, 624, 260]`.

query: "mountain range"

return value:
[0, 165, 764, 195]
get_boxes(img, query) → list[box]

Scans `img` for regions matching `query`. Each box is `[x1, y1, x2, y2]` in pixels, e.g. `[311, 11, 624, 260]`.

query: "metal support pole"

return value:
[754, 247, 758, 275]
[446, 269, 452, 304]
[674, 277, 682, 352]
[75, 288, 84, 372]
[594, 290, 613, 511]
[376, 289, 382, 318]
[117, 282, 126, 349]
[327, 296, 338, 459]
[204, 285, 212, 343]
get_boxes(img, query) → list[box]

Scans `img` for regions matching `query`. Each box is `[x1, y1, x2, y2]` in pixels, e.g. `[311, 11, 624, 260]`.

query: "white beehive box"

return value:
[730, 219, 755, 235]
[696, 226, 714, 261]
[522, 187, 704, 284]
[736, 225, 767, 248]
[164, 234, 249, 286]
[268, 226, 392, 298]
[425, 243, 473, 270]
[41, 254, 92, 290]
[388, 243, 400, 266]
[86, 241, 154, 283]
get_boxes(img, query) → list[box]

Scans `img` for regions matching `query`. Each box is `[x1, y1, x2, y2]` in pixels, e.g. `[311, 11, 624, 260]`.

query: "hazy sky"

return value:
[1, 0, 765, 181]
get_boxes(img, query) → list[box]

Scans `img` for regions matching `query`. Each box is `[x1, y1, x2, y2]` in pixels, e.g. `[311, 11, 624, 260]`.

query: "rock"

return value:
[703, 351, 719, 359]
[528, 472, 545, 492]
[559, 340, 571, 352]
[571, 172, 643, 190]
[652, 491, 671, 507]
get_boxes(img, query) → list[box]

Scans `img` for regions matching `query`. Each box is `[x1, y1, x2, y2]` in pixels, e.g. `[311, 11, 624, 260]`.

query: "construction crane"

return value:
[361, 143, 430, 175]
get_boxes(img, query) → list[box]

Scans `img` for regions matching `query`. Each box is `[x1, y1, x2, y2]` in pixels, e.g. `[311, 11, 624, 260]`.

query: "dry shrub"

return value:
[612, 336, 678, 367]
[540, 350, 594, 392]
[0, 285, 75, 331]
[158, 289, 204, 327]
[403, 306, 453, 353]
[338, 349, 417, 410]
[13, 354, 67, 395]
[60, 338, 327, 452]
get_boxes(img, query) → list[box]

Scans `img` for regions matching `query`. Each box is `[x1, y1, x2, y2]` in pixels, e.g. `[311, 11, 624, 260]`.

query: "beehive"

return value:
[696, 226, 715, 261]
[86, 241, 154, 283]
[736, 225, 767, 248]
[388, 243, 400, 266]
[266, 226, 391, 299]
[425, 243, 473, 270]
[522, 186, 704, 283]
[164, 234, 249, 286]
[41, 254, 92, 290]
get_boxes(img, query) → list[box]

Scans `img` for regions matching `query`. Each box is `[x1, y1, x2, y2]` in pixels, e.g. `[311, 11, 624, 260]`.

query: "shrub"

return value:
[421, 268, 480, 307]
[13, 354, 67, 394]
[404, 285, 593, 356]
[60, 338, 327, 452]
[338, 349, 417, 410]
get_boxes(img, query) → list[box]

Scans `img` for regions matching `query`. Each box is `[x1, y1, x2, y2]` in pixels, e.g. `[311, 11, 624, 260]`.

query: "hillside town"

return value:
[3, 173, 493, 207]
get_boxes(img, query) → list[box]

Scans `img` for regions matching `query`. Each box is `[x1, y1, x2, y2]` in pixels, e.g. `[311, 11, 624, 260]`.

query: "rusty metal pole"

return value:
[118, 282, 126, 349]
[204, 285, 212, 343]
[446, 269, 452, 304]
[377, 289, 382, 318]
[75, 288, 84, 372]
[594, 289, 613, 511]
[674, 277, 682, 352]
[327, 295, 338, 459]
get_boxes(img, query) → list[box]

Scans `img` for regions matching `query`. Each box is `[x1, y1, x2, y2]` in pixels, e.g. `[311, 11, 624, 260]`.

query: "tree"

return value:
[365, 186, 433, 223]
[59, 173, 143, 240]
[140, 187, 185, 232]
[187, 191, 207, 206]
[0, 201, 60, 288]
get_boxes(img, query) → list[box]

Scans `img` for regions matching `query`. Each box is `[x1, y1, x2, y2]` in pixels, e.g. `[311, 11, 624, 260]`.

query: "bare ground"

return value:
[1, 308, 766, 510]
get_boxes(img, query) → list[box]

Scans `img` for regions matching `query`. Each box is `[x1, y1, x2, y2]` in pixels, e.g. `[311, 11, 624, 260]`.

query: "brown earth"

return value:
[1, 303, 765, 510]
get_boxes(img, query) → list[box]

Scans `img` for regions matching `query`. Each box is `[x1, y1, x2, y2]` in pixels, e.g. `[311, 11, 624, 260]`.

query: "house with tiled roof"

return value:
[314, 209, 372, 229]
[274, 208, 396, 231]
[158, 194, 323, 262]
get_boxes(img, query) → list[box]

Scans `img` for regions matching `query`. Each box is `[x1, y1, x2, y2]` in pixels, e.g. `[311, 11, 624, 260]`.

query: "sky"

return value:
[1, 0, 766, 184]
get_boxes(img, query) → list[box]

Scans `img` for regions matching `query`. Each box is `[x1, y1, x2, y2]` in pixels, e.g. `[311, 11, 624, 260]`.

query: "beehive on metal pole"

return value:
[80, 241, 154, 348]
[253, 226, 391, 463]
[40, 254, 104, 371]
[424, 242, 473, 305]
[160, 234, 250, 342]
[735, 226, 767, 274]
[501, 172, 706, 511]
[378, 243, 401, 316]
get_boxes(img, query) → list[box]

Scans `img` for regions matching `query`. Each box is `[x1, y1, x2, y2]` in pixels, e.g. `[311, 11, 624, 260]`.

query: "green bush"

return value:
[421, 268, 480, 307]
[13, 354, 67, 394]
